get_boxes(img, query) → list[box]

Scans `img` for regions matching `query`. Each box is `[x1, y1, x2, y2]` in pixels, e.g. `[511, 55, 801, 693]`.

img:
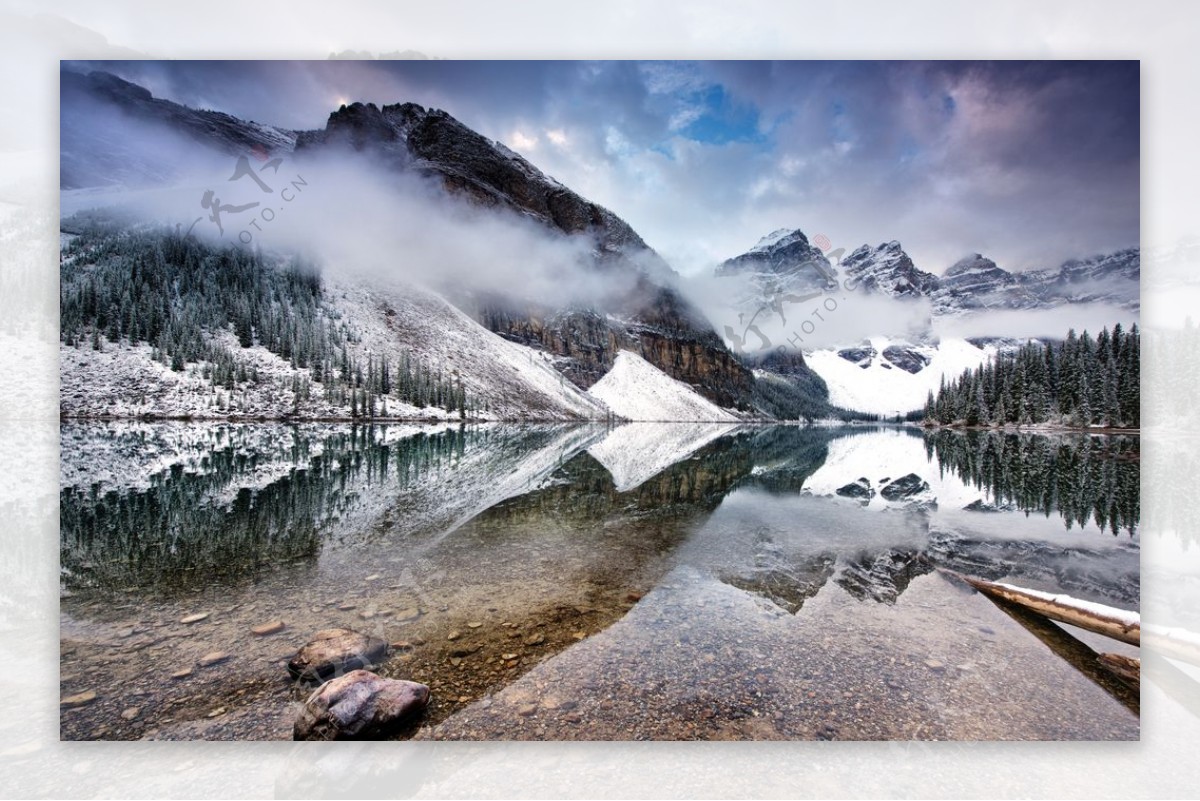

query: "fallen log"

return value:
[938, 569, 1140, 646]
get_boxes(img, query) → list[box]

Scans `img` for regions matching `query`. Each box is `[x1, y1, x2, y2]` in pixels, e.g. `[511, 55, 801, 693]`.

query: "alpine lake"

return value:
[59, 422, 1140, 741]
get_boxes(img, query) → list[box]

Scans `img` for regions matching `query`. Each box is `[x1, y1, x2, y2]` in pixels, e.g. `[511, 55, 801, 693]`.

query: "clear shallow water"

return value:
[59, 422, 1139, 740]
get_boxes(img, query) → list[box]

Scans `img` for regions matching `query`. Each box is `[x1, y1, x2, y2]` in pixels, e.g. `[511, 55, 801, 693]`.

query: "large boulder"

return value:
[287, 628, 389, 684]
[293, 670, 430, 740]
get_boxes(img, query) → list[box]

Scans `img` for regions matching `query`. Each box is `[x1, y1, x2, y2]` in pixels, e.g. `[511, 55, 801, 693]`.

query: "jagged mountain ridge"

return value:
[60, 70, 296, 189]
[719, 227, 1139, 318]
[843, 241, 940, 299]
[60, 69, 759, 411]
[716, 228, 1138, 415]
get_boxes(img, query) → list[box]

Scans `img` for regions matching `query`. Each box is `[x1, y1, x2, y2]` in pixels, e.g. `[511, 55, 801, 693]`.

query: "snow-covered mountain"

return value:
[719, 228, 1138, 318]
[713, 227, 1139, 416]
[1012, 248, 1141, 312]
[587, 351, 740, 422]
[59, 266, 613, 421]
[842, 241, 939, 299]
[60, 70, 296, 189]
[59, 68, 758, 421]
[837, 241, 1139, 316]
[715, 228, 836, 303]
[291, 95, 754, 409]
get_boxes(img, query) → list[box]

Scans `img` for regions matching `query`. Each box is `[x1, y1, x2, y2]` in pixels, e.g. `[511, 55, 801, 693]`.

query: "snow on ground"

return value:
[587, 422, 742, 492]
[587, 351, 739, 422]
[58, 271, 614, 421]
[805, 336, 992, 417]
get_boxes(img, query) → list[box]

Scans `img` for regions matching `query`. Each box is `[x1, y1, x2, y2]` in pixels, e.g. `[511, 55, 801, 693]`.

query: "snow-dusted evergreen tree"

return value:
[61, 222, 473, 418]
[927, 323, 1139, 429]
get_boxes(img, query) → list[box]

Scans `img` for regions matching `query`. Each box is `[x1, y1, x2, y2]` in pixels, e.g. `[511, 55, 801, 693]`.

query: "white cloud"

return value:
[508, 130, 538, 151]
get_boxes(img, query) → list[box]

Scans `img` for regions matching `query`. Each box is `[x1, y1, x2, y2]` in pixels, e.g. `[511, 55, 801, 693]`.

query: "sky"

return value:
[63, 59, 1139, 277]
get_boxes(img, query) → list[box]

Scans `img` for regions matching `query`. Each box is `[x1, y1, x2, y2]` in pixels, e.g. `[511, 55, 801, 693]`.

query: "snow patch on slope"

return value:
[588, 423, 741, 492]
[806, 337, 992, 416]
[587, 351, 739, 422]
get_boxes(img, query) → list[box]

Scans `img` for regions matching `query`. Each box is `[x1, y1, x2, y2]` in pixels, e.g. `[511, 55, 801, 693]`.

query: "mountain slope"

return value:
[718, 227, 1140, 415]
[58, 223, 611, 421]
[60, 70, 295, 189]
[587, 351, 739, 422]
[294, 99, 754, 408]
[60, 69, 755, 411]
[715, 228, 836, 303]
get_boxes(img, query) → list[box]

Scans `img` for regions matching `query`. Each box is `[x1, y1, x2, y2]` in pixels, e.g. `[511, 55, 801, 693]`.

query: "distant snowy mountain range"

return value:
[713, 228, 1138, 416]
[716, 228, 1139, 320]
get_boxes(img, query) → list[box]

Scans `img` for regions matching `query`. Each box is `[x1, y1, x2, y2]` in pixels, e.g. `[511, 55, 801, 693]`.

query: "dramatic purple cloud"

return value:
[63, 59, 1138, 275]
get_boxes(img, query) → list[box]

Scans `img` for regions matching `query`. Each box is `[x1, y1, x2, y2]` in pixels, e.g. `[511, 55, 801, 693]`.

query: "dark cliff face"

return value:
[466, 288, 753, 409]
[297, 101, 754, 409]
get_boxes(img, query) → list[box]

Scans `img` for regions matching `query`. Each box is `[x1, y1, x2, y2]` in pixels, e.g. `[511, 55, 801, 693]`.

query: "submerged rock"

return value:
[251, 620, 286, 636]
[293, 670, 430, 740]
[60, 690, 96, 708]
[287, 628, 389, 684]
[198, 651, 230, 667]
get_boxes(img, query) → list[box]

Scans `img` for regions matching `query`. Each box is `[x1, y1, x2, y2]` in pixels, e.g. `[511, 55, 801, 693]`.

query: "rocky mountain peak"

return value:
[716, 227, 834, 292]
[749, 228, 810, 253]
[842, 241, 938, 299]
[945, 253, 995, 277]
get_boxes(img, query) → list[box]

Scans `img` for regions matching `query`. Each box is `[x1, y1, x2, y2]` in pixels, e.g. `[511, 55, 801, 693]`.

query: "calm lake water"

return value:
[59, 422, 1140, 740]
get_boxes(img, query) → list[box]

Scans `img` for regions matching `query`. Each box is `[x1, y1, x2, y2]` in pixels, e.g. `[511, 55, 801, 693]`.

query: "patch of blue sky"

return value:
[676, 84, 765, 146]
